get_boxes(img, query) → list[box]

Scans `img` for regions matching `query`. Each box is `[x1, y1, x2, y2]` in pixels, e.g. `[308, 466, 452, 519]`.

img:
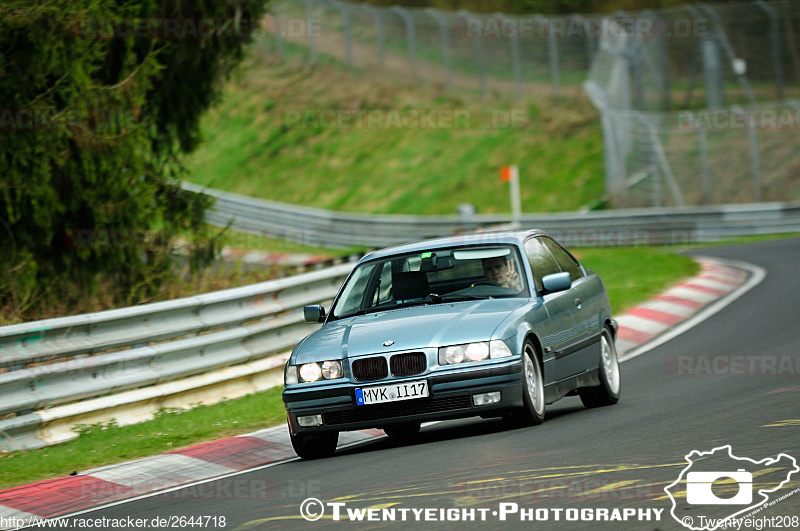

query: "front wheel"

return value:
[579, 327, 621, 408]
[290, 431, 338, 459]
[507, 340, 545, 426]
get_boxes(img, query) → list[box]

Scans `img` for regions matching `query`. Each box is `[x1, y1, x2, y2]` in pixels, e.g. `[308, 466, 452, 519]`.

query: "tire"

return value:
[383, 421, 421, 440]
[290, 431, 339, 459]
[507, 340, 545, 426]
[579, 326, 621, 408]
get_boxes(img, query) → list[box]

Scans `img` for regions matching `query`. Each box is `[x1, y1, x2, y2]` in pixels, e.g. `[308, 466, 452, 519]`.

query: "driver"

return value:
[481, 256, 522, 290]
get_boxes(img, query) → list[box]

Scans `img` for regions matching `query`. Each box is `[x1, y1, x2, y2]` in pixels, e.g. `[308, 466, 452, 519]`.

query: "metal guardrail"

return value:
[184, 182, 800, 249]
[0, 264, 354, 451]
[4, 185, 800, 451]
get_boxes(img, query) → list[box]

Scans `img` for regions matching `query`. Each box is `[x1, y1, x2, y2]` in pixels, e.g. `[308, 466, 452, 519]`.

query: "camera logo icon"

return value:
[686, 469, 752, 505]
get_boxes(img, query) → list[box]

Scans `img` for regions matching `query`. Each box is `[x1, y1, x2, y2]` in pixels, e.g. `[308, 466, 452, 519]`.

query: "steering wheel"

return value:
[470, 280, 501, 288]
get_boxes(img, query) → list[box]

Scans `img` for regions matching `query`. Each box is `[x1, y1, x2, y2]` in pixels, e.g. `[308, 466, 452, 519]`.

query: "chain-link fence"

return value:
[262, 0, 800, 207]
[586, 2, 800, 207]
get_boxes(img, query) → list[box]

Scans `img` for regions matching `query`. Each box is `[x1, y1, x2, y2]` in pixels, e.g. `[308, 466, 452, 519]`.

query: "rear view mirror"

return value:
[304, 305, 325, 323]
[420, 255, 453, 272]
[542, 272, 571, 293]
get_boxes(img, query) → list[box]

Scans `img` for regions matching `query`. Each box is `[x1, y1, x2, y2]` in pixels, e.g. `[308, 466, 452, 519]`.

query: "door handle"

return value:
[575, 298, 582, 309]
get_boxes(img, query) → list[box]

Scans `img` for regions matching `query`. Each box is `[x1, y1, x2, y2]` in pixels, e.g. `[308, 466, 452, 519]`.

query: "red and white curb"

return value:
[615, 256, 756, 358]
[0, 256, 764, 528]
[0, 426, 383, 527]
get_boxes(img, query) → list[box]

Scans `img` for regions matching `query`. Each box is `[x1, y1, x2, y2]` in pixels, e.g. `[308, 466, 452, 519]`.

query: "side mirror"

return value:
[303, 305, 325, 323]
[542, 272, 571, 294]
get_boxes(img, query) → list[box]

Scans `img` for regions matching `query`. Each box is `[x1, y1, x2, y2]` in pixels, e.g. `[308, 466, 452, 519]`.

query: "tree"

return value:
[0, 0, 268, 321]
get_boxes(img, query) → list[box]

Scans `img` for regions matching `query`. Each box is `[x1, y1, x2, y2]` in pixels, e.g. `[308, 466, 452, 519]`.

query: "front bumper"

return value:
[283, 359, 524, 435]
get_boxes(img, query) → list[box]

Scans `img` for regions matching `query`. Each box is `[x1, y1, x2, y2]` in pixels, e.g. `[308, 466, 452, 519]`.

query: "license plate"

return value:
[355, 380, 428, 406]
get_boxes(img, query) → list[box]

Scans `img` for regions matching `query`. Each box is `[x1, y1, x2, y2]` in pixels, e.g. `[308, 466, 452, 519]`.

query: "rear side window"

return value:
[524, 238, 560, 289]
[542, 238, 584, 282]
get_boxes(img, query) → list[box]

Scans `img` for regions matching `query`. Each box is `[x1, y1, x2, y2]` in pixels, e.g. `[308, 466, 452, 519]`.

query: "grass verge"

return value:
[0, 246, 699, 489]
[0, 388, 285, 490]
[183, 47, 605, 215]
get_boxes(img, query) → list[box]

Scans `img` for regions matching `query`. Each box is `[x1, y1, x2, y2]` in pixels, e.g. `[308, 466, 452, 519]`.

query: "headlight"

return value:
[438, 341, 513, 365]
[441, 345, 466, 364]
[285, 360, 345, 384]
[299, 363, 322, 382]
[321, 360, 343, 380]
[465, 342, 489, 361]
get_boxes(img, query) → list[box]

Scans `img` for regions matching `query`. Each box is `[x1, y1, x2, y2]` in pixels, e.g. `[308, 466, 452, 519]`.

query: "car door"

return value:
[541, 237, 602, 379]
[524, 237, 578, 385]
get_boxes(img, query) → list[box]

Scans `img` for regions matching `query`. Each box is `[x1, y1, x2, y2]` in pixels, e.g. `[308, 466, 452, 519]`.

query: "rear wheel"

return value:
[383, 421, 421, 440]
[290, 431, 338, 459]
[507, 340, 545, 426]
[579, 327, 621, 408]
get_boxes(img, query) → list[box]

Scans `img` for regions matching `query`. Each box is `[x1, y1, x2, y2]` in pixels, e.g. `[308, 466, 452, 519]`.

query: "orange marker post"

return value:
[499, 165, 521, 228]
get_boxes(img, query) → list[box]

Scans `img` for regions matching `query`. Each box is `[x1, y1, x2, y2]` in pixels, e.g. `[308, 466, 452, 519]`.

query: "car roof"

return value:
[358, 229, 549, 263]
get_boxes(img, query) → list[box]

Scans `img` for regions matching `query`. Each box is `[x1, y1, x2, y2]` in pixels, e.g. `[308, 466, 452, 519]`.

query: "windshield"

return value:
[330, 245, 528, 320]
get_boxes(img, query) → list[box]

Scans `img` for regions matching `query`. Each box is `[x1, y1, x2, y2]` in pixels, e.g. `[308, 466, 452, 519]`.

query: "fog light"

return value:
[472, 391, 501, 406]
[297, 414, 323, 427]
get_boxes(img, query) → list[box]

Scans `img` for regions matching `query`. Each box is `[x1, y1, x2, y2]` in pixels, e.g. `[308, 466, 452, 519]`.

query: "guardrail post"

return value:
[391, 6, 418, 80]
[427, 8, 452, 91]
[698, 123, 711, 204]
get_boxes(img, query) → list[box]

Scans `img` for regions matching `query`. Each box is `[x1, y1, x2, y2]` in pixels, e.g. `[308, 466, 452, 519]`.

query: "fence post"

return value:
[643, 10, 671, 111]
[701, 37, 724, 108]
[571, 15, 596, 69]
[302, 0, 317, 64]
[699, 4, 756, 104]
[493, 13, 522, 98]
[736, 108, 762, 202]
[536, 15, 561, 96]
[458, 10, 486, 95]
[427, 8, 452, 91]
[391, 6, 418, 80]
[755, 0, 784, 100]
[272, 6, 284, 58]
[362, 5, 385, 71]
[331, 0, 354, 75]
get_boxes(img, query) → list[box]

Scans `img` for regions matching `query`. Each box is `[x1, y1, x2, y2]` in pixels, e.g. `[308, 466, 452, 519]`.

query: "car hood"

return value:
[293, 298, 529, 363]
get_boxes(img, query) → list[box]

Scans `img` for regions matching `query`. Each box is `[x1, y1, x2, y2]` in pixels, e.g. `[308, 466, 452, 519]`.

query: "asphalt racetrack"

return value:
[76, 238, 800, 530]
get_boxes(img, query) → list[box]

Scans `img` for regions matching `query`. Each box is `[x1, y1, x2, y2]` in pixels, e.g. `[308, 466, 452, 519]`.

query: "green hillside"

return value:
[183, 45, 605, 216]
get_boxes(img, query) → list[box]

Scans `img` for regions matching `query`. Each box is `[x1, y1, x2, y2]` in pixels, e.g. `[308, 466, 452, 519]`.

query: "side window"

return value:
[542, 238, 584, 282]
[524, 238, 560, 289]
